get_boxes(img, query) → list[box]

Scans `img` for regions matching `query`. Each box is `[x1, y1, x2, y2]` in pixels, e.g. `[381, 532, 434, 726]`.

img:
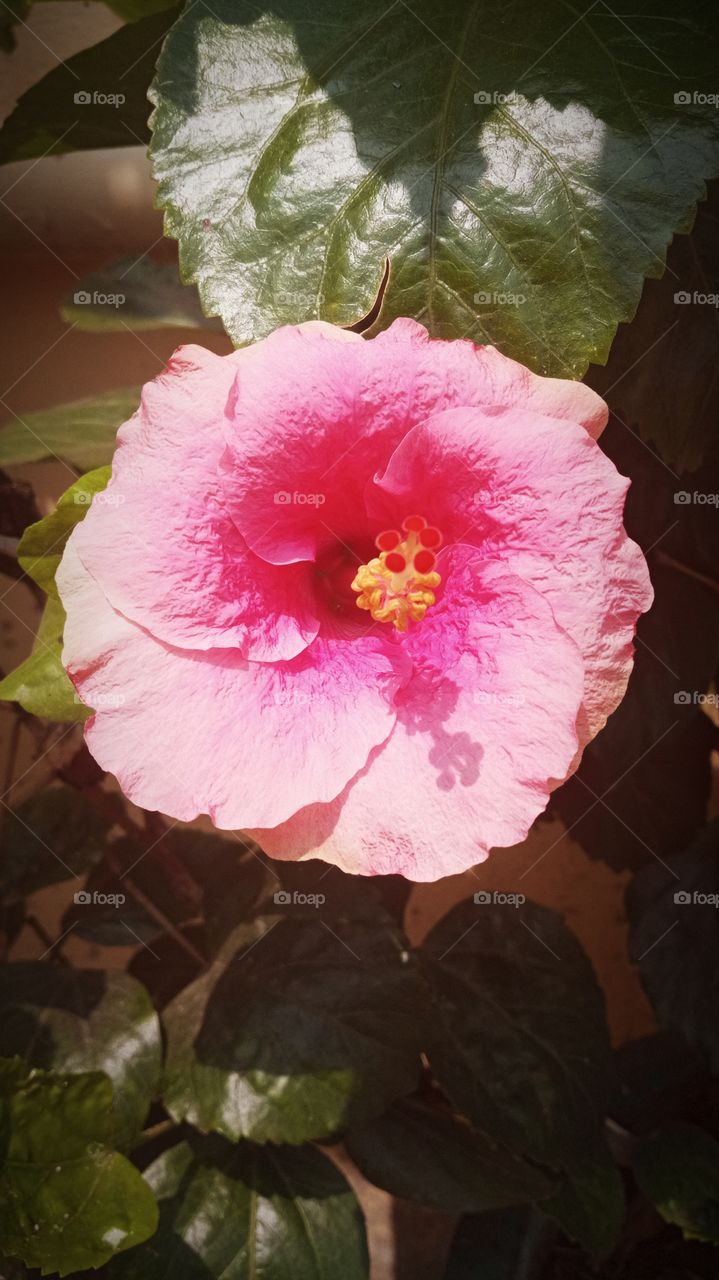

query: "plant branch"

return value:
[654, 549, 719, 598]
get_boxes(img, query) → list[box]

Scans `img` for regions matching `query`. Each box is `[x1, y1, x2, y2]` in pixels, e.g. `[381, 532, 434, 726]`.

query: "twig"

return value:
[2, 713, 22, 799]
[654, 549, 719, 598]
[26, 914, 71, 964]
[106, 851, 206, 968]
[135, 1119, 175, 1146]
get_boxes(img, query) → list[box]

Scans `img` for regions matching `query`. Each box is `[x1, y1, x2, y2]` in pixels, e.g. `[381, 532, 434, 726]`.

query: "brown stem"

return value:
[74, 785, 206, 966]
[82, 787, 203, 912]
[26, 914, 71, 963]
[654, 549, 719, 598]
[106, 851, 206, 968]
[2, 714, 22, 799]
[136, 1118, 175, 1146]
[605, 1116, 638, 1166]
[143, 811, 203, 911]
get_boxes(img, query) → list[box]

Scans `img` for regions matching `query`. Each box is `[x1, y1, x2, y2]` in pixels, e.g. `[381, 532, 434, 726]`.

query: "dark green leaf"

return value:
[589, 183, 719, 472]
[612, 1032, 708, 1135]
[0, 594, 85, 723]
[633, 1123, 719, 1243]
[150, 0, 719, 374]
[0, 903, 26, 954]
[0, 0, 29, 54]
[553, 563, 719, 870]
[0, 389, 138, 470]
[0, 965, 161, 1147]
[166, 828, 276, 952]
[104, 1134, 368, 1279]
[0, 467, 110, 721]
[128, 927, 208, 1010]
[541, 1139, 624, 1260]
[346, 1096, 554, 1212]
[0, 1060, 158, 1277]
[16, 465, 111, 593]
[103, 0, 178, 19]
[443, 1207, 547, 1280]
[61, 259, 222, 332]
[0, 471, 39, 539]
[162, 913, 425, 1143]
[553, 414, 719, 869]
[60, 833, 197, 948]
[0, 8, 179, 164]
[420, 898, 612, 1171]
[33, 0, 177, 20]
[601, 413, 719, 587]
[0, 785, 109, 899]
[627, 821, 719, 1072]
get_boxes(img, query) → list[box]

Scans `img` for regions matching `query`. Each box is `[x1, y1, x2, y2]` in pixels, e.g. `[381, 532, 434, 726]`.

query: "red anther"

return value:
[419, 525, 442, 548]
[385, 551, 406, 573]
[375, 528, 401, 552]
[413, 549, 436, 574]
[402, 514, 426, 532]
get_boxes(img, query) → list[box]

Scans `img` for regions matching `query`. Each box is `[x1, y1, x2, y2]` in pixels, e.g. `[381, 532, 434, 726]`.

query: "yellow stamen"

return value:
[351, 518, 442, 632]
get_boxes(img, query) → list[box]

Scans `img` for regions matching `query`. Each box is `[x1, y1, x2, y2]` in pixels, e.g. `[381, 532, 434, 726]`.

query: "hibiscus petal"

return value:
[72, 344, 320, 662]
[375, 318, 608, 438]
[368, 404, 652, 740]
[250, 549, 585, 881]
[57, 542, 409, 828]
[221, 320, 607, 565]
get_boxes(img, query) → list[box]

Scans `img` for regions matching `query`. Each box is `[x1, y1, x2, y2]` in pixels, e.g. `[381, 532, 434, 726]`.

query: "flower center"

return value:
[351, 515, 442, 632]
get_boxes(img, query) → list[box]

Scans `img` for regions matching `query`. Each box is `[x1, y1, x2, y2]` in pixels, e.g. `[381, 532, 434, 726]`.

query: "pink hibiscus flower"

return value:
[57, 320, 652, 881]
